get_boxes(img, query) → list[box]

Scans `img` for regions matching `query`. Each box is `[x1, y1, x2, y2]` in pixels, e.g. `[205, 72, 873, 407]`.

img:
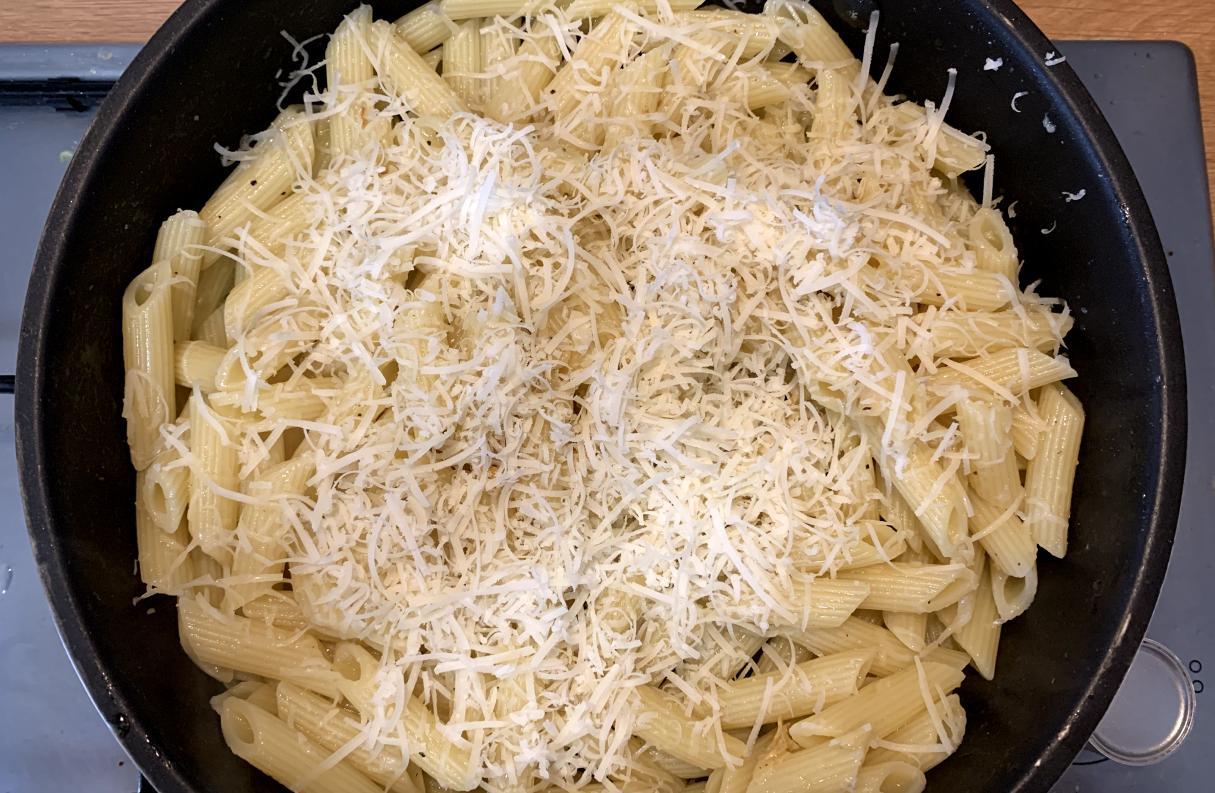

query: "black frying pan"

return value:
[15, 1, 1186, 791]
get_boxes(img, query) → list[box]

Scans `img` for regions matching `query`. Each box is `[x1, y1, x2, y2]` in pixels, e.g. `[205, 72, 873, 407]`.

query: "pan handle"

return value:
[0, 375, 13, 394]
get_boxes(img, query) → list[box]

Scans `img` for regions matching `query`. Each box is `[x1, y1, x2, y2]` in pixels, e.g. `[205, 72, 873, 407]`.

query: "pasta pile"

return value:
[122, 1, 1086, 792]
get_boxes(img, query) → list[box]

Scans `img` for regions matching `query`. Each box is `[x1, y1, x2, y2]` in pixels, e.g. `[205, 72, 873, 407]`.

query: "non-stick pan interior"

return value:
[17, 1, 1184, 792]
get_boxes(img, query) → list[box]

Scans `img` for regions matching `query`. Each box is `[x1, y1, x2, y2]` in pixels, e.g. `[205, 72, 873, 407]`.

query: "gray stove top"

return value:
[0, 39, 1208, 793]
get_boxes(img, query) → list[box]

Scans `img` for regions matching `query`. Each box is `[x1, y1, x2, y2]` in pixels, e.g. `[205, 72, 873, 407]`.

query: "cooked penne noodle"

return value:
[774, 0, 854, 70]
[546, 10, 635, 121]
[991, 563, 1038, 623]
[917, 308, 1070, 359]
[796, 522, 908, 572]
[489, 29, 561, 122]
[915, 270, 1014, 312]
[191, 258, 235, 337]
[153, 210, 209, 343]
[883, 609, 927, 654]
[786, 617, 969, 678]
[864, 693, 966, 771]
[1011, 398, 1046, 459]
[442, 20, 483, 106]
[840, 563, 974, 614]
[933, 348, 1077, 399]
[1024, 383, 1084, 557]
[890, 102, 990, 177]
[970, 492, 1035, 578]
[854, 761, 927, 793]
[863, 423, 968, 558]
[675, 8, 786, 59]
[199, 109, 313, 260]
[141, 442, 191, 534]
[708, 731, 774, 793]
[227, 457, 313, 609]
[809, 64, 853, 140]
[957, 398, 1020, 507]
[632, 685, 746, 770]
[782, 578, 871, 628]
[219, 697, 381, 793]
[753, 637, 815, 675]
[240, 592, 312, 632]
[788, 662, 964, 743]
[135, 476, 192, 594]
[951, 566, 1002, 679]
[180, 596, 343, 697]
[333, 643, 478, 790]
[174, 340, 227, 393]
[968, 207, 1019, 281]
[635, 744, 705, 780]
[749, 726, 869, 793]
[439, 0, 543, 20]
[276, 682, 423, 793]
[565, 0, 704, 18]
[715, 649, 872, 729]
[393, 1, 456, 52]
[602, 47, 665, 147]
[122, 261, 176, 469]
[478, 23, 516, 116]
[374, 21, 467, 117]
[422, 46, 443, 70]
[185, 393, 240, 562]
[224, 265, 293, 339]
[327, 5, 382, 160]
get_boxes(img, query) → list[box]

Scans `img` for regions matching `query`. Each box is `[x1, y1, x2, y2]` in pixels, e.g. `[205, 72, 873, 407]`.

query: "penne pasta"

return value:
[333, 643, 478, 791]
[864, 693, 966, 771]
[184, 392, 240, 563]
[488, 28, 561, 122]
[393, 1, 456, 52]
[276, 682, 423, 793]
[951, 566, 1002, 680]
[218, 697, 381, 793]
[932, 348, 1077, 399]
[227, 457, 313, 609]
[191, 258, 235, 340]
[957, 398, 1020, 508]
[141, 441, 191, 534]
[883, 609, 927, 654]
[840, 563, 975, 614]
[199, 109, 314, 260]
[174, 340, 227, 393]
[854, 761, 927, 793]
[749, 726, 869, 793]
[135, 476, 192, 594]
[786, 617, 969, 678]
[632, 685, 747, 770]
[374, 21, 467, 117]
[970, 492, 1036, 578]
[715, 649, 872, 730]
[442, 20, 483, 107]
[122, 260, 176, 469]
[180, 596, 343, 697]
[120, 7, 1087, 791]
[991, 563, 1038, 623]
[1023, 383, 1084, 557]
[788, 662, 964, 743]
[153, 210, 209, 343]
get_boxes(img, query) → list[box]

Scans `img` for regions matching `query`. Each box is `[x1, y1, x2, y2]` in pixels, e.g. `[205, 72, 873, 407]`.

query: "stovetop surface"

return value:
[0, 39, 1208, 793]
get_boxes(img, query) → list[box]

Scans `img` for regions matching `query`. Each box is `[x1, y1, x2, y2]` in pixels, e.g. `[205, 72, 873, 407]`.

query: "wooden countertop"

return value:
[3, 1, 1212, 212]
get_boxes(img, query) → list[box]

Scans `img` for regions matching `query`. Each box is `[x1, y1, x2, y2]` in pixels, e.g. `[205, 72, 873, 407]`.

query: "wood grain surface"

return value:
[1, 0, 1212, 211]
